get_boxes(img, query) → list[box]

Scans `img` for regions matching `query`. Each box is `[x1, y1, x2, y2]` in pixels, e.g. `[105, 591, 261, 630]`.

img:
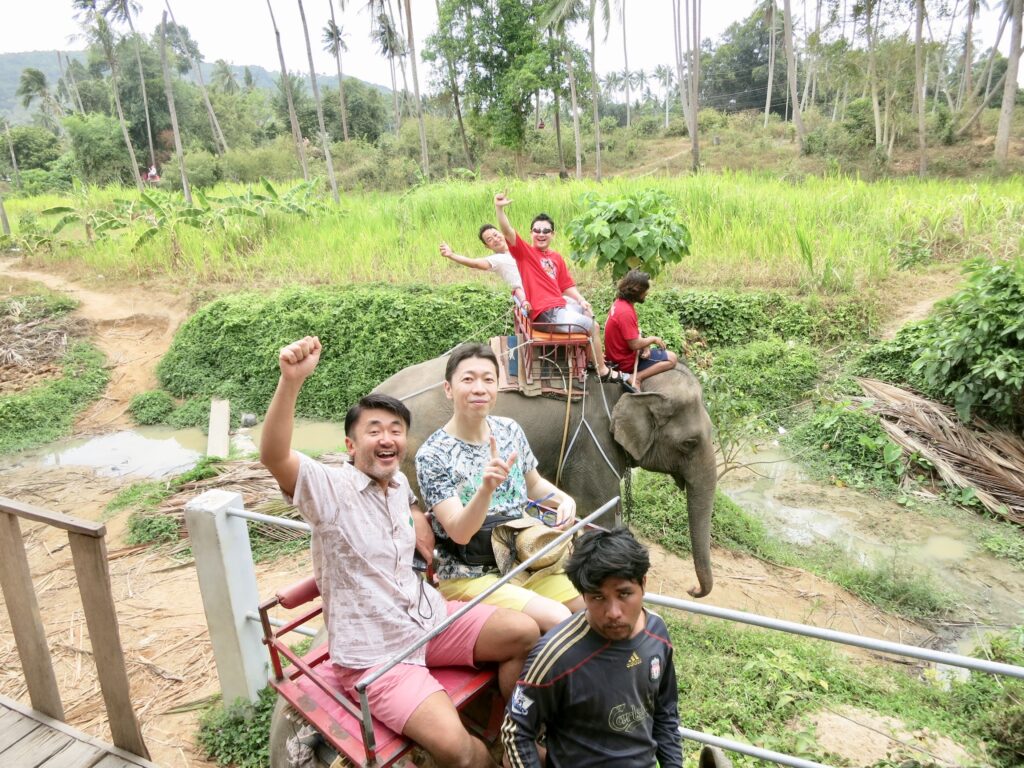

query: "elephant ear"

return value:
[611, 392, 671, 462]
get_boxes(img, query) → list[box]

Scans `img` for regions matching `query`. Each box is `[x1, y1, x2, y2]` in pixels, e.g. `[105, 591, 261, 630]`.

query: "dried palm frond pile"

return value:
[855, 378, 1024, 527]
[156, 453, 350, 544]
[0, 297, 90, 390]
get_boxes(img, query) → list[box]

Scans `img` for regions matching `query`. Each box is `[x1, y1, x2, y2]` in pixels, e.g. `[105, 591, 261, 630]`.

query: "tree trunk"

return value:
[688, 0, 701, 171]
[164, 0, 228, 154]
[160, 12, 191, 205]
[0, 191, 10, 237]
[328, 0, 349, 141]
[864, 0, 882, 146]
[548, 29, 566, 177]
[435, 0, 471, 164]
[764, 5, 776, 128]
[915, 0, 927, 177]
[60, 53, 86, 113]
[783, 0, 805, 150]
[622, 1, 631, 128]
[101, 28, 144, 191]
[588, 5, 602, 182]
[958, 0, 976, 111]
[672, 0, 692, 127]
[55, 52, 77, 114]
[126, 15, 157, 167]
[266, 0, 308, 180]
[995, 0, 1023, 165]
[402, 0, 429, 178]
[297, 0, 340, 202]
[956, 70, 1007, 136]
[4, 121, 21, 189]
[565, 39, 583, 180]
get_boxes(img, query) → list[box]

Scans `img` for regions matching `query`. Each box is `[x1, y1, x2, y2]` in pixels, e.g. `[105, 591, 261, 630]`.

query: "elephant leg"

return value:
[268, 696, 334, 768]
[699, 745, 733, 768]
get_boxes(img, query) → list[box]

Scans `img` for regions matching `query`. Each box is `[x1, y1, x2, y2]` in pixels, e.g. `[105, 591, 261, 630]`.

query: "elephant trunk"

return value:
[675, 470, 714, 598]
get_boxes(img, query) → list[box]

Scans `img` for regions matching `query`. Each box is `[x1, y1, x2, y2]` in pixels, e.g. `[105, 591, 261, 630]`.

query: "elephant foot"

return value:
[699, 745, 733, 768]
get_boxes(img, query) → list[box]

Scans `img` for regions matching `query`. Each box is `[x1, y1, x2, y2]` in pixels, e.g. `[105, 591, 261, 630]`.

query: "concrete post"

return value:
[184, 489, 268, 703]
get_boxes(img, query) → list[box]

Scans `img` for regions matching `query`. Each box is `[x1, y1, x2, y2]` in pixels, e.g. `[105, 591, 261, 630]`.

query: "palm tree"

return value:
[401, 0, 429, 177]
[212, 60, 239, 94]
[914, 0, 926, 177]
[433, 0, 473, 164]
[602, 71, 623, 102]
[620, 0, 632, 127]
[266, 0, 309, 180]
[102, 0, 157, 169]
[371, 10, 404, 131]
[3, 120, 22, 189]
[296, 0, 340, 202]
[653, 63, 674, 128]
[164, 0, 229, 154]
[322, 9, 350, 141]
[0, 190, 10, 237]
[160, 11, 190, 204]
[243, 66, 256, 90]
[782, 0, 805, 150]
[995, 0, 1023, 165]
[761, 0, 777, 127]
[16, 68, 64, 122]
[543, 0, 612, 180]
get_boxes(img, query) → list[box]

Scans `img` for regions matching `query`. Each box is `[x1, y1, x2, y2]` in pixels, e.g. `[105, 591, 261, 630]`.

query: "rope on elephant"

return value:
[557, 367, 623, 484]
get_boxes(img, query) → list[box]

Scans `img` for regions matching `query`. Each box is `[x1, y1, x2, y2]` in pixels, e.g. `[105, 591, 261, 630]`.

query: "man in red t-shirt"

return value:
[494, 192, 626, 383]
[605, 270, 678, 391]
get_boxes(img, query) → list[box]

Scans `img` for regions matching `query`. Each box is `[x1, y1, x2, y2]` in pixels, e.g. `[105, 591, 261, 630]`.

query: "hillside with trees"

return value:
[0, 0, 1022, 202]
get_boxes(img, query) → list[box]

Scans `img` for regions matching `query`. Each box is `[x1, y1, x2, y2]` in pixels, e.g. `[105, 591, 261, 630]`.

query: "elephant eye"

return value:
[679, 438, 698, 451]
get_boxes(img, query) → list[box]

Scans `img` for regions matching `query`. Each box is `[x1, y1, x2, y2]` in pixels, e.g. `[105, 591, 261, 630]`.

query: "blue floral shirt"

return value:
[415, 416, 538, 580]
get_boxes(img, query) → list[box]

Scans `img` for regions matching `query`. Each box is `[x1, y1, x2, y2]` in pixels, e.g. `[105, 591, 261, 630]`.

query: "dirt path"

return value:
[0, 257, 190, 430]
[877, 266, 964, 340]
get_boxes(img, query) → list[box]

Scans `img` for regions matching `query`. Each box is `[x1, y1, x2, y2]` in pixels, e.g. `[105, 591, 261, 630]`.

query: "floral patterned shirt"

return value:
[415, 416, 538, 581]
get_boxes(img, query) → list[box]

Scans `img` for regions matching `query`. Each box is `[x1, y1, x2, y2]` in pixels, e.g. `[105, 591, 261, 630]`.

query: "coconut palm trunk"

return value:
[621, 1, 631, 128]
[995, 0, 1023, 165]
[97, 17, 144, 190]
[403, 0, 429, 178]
[124, 14, 157, 167]
[435, 0, 472, 164]
[297, 0, 340, 202]
[267, 0, 309, 180]
[764, 1, 776, 127]
[915, 0, 927, 177]
[782, 0, 805, 150]
[588, 2, 602, 181]
[160, 12, 190, 204]
[60, 53, 87, 113]
[0, 192, 10, 236]
[565, 41, 583, 179]
[4, 121, 22, 189]
[326, 3, 350, 141]
[164, 0, 228, 154]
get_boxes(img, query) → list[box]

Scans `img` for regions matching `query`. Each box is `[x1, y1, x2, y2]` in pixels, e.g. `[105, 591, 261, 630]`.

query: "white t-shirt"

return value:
[485, 253, 523, 290]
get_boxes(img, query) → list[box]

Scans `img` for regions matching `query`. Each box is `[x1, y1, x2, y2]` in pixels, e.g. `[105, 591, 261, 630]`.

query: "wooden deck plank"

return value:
[0, 707, 42, 752]
[0, 725, 74, 767]
[38, 738, 105, 768]
[0, 697, 157, 768]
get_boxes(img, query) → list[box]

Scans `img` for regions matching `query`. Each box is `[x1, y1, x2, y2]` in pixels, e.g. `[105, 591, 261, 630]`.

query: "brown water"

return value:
[720, 445, 1024, 647]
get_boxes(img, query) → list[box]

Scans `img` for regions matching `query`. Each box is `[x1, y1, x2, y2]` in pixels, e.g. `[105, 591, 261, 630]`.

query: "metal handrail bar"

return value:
[678, 727, 832, 768]
[354, 498, 619, 694]
[226, 507, 311, 533]
[245, 611, 317, 638]
[645, 593, 1024, 680]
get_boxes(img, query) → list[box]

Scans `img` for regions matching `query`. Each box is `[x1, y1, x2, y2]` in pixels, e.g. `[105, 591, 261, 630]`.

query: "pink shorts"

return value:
[332, 601, 497, 734]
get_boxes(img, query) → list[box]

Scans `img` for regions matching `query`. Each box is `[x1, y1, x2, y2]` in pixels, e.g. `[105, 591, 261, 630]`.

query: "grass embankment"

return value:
[6, 174, 1024, 293]
[0, 288, 108, 452]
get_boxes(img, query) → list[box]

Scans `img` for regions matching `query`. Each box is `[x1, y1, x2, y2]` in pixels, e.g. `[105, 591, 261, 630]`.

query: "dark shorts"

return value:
[637, 347, 671, 372]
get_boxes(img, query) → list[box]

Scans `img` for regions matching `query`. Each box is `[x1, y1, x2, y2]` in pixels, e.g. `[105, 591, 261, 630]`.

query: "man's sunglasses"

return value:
[531, 227, 553, 234]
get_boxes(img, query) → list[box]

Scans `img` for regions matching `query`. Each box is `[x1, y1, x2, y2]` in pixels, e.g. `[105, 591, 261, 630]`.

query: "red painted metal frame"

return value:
[259, 576, 502, 768]
[512, 299, 589, 386]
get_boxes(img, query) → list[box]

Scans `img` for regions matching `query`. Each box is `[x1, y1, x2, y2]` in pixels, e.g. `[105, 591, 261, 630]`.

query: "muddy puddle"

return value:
[0, 420, 342, 480]
[719, 444, 1024, 650]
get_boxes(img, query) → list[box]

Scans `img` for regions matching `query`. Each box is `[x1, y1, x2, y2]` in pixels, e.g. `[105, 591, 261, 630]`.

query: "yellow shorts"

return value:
[438, 572, 579, 611]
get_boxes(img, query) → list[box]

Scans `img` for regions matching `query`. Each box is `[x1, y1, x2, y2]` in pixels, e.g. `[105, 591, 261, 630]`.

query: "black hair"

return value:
[444, 343, 499, 383]
[565, 527, 650, 594]
[478, 224, 500, 244]
[616, 269, 651, 303]
[531, 213, 555, 233]
[344, 393, 411, 438]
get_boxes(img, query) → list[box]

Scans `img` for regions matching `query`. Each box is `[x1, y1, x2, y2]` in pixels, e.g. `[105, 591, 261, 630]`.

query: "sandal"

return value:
[598, 368, 623, 383]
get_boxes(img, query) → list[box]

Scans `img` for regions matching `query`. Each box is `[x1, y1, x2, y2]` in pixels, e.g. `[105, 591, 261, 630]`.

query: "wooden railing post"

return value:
[0, 511, 65, 721]
[184, 489, 268, 704]
[69, 531, 151, 759]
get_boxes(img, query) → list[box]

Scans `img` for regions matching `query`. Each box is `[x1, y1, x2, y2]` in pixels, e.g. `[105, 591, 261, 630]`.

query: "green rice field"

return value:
[6, 172, 1024, 292]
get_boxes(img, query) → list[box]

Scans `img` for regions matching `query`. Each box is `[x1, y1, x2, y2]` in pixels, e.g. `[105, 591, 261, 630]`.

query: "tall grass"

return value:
[8, 173, 1024, 293]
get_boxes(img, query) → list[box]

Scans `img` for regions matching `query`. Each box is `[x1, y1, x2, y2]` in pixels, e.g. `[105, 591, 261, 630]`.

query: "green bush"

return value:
[850, 323, 933, 393]
[710, 338, 820, 421]
[125, 511, 179, 545]
[911, 259, 1024, 426]
[1, 292, 77, 321]
[197, 686, 277, 768]
[157, 284, 511, 419]
[787, 402, 905, 489]
[0, 343, 109, 453]
[129, 390, 176, 425]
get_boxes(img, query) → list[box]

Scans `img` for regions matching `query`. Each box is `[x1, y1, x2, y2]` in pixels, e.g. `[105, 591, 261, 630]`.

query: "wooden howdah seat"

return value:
[510, 297, 589, 391]
[259, 575, 504, 768]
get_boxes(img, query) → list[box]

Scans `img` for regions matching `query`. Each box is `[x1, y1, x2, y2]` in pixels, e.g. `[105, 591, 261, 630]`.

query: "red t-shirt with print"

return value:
[507, 235, 573, 319]
[604, 297, 639, 372]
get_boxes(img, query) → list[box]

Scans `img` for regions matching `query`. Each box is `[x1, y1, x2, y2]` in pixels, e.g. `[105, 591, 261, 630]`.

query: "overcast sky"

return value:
[1, 0, 1020, 90]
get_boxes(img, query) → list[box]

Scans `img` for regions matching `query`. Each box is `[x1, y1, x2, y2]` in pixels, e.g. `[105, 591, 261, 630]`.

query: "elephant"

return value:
[374, 353, 717, 600]
[268, 354, 717, 768]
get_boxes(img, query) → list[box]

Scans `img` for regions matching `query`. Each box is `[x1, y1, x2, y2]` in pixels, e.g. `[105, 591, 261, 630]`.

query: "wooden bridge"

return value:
[0, 498, 156, 768]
